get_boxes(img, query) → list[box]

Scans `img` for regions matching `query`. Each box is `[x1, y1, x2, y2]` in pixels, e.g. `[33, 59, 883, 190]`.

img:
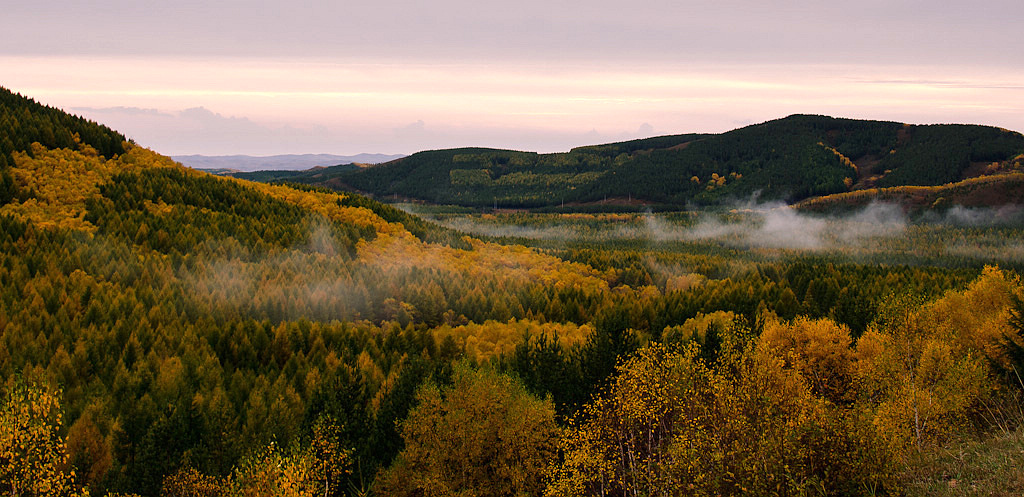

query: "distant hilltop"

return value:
[173, 153, 406, 173]
[4, 80, 1023, 212]
[242, 115, 1024, 210]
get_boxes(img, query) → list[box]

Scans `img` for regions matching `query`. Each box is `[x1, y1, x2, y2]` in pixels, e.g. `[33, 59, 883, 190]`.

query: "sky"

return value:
[3, 0, 1024, 156]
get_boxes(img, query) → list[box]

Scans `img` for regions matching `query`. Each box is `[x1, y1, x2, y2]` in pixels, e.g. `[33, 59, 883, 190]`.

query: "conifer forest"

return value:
[3, 87, 1024, 496]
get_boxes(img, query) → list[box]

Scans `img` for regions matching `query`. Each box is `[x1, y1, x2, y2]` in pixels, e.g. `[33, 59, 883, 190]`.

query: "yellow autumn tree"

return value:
[161, 467, 223, 497]
[545, 343, 715, 497]
[223, 441, 321, 497]
[547, 338, 891, 496]
[854, 290, 992, 458]
[305, 415, 351, 497]
[375, 364, 558, 497]
[916, 266, 1018, 366]
[758, 316, 855, 404]
[0, 379, 85, 497]
[159, 419, 350, 497]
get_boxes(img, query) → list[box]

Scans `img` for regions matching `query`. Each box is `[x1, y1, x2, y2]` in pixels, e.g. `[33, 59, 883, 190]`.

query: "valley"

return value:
[2, 86, 1024, 496]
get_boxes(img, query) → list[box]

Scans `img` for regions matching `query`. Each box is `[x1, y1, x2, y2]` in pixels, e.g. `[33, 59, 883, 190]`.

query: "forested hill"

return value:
[263, 115, 1024, 209]
[0, 87, 128, 204]
[0, 85, 619, 495]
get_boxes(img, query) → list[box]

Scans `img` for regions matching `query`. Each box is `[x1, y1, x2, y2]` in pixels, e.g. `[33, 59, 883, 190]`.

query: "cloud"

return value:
[74, 106, 168, 117]
[394, 119, 429, 142]
[69, 103, 672, 156]
[858, 79, 1024, 91]
[6, 0, 1024, 69]
[71, 105, 351, 155]
[399, 119, 426, 132]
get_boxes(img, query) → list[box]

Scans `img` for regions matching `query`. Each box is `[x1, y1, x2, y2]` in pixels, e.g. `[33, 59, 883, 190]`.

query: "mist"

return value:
[922, 204, 1024, 226]
[425, 214, 649, 243]
[405, 198, 1024, 268]
[179, 201, 1024, 323]
[182, 217, 372, 323]
[657, 201, 909, 251]
[410, 201, 914, 252]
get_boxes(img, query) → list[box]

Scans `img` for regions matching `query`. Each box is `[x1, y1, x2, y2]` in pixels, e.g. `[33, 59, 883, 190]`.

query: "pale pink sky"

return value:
[3, 1, 1023, 155]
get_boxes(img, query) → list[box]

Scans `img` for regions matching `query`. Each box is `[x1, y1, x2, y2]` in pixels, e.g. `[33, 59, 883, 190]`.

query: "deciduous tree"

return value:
[375, 365, 558, 497]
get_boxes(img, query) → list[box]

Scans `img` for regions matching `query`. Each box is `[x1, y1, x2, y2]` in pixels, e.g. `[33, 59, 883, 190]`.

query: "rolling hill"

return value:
[251, 115, 1024, 210]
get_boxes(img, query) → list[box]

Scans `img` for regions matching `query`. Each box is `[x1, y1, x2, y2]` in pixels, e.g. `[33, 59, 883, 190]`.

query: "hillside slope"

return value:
[0, 88, 617, 495]
[795, 172, 1024, 214]
[0, 87, 128, 204]
[265, 115, 1024, 209]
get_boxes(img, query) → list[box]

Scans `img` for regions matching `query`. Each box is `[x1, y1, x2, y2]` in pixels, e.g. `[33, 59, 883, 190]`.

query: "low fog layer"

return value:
[408, 201, 1024, 260]
[652, 202, 909, 250]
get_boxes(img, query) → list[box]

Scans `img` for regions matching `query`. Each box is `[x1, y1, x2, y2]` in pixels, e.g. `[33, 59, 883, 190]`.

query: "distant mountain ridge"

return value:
[3, 85, 1022, 212]
[248, 115, 1024, 209]
[174, 153, 405, 172]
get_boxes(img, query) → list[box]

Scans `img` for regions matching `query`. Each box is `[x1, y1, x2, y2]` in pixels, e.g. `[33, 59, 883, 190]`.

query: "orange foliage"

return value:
[759, 316, 855, 403]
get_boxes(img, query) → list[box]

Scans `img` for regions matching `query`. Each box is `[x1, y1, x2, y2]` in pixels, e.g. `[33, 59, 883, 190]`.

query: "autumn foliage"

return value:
[547, 268, 1021, 496]
[375, 365, 558, 497]
[3, 87, 1024, 496]
[0, 380, 85, 497]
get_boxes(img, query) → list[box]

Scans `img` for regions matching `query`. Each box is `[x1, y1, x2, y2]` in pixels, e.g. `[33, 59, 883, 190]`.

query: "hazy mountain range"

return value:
[173, 153, 405, 173]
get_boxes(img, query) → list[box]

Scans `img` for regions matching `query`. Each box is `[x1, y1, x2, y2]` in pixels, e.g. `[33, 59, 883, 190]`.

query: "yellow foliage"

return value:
[847, 266, 1021, 463]
[220, 425, 351, 497]
[758, 316, 855, 403]
[662, 310, 735, 345]
[547, 342, 883, 496]
[377, 365, 557, 497]
[356, 232, 612, 298]
[241, 179, 393, 233]
[916, 266, 1017, 365]
[2, 142, 621, 333]
[0, 380, 86, 497]
[0, 141, 397, 239]
[0, 143, 174, 232]
[434, 319, 593, 362]
[818, 142, 858, 173]
[161, 466, 223, 497]
[795, 173, 1024, 211]
[854, 284, 996, 455]
[664, 272, 706, 292]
